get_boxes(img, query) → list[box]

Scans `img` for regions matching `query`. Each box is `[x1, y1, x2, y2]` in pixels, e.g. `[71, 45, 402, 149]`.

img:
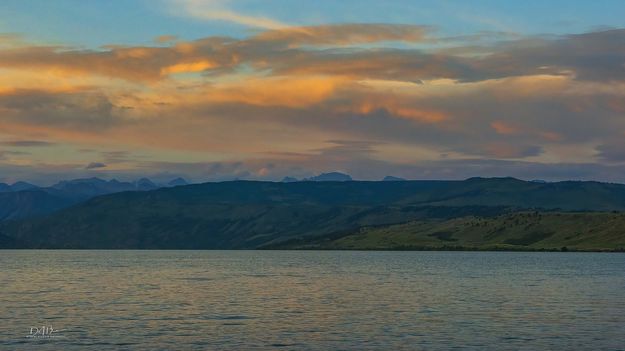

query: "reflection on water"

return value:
[1, 250, 624, 350]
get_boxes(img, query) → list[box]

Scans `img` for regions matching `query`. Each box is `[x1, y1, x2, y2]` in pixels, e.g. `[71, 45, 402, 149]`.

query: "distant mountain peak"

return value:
[73, 177, 106, 183]
[383, 176, 406, 181]
[305, 172, 352, 182]
[135, 178, 157, 190]
[52, 177, 108, 189]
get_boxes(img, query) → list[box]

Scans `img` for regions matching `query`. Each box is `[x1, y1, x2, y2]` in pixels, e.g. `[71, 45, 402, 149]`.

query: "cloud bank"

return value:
[1, 23, 624, 183]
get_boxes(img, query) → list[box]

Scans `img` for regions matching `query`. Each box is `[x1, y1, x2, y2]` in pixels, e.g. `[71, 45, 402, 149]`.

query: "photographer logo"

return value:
[26, 325, 65, 339]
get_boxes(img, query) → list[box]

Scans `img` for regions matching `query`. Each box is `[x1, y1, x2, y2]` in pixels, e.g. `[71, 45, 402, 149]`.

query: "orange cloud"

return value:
[491, 121, 563, 142]
[202, 76, 346, 108]
[253, 24, 430, 46]
[349, 102, 448, 123]
[160, 60, 217, 75]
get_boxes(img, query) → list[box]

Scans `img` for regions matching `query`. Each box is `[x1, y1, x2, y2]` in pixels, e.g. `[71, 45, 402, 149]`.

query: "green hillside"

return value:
[276, 212, 625, 251]
[3, 178, 625, 249]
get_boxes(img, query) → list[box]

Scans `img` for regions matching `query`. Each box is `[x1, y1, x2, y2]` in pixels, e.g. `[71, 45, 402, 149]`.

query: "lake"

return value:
[1, 251, 624, 350]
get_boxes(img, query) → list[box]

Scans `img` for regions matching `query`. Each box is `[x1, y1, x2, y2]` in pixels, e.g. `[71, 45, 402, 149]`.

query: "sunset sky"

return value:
[1, 0, 625, 184]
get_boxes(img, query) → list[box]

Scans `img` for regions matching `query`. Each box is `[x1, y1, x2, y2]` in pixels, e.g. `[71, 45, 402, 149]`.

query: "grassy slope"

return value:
[1, 201, 511, 249]
[280, 212, 625, 251]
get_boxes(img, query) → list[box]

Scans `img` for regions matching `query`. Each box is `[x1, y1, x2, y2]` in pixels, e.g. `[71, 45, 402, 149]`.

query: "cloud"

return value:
[100, 151, 132, 162]
[474, 144, 543, 159]
[85, 162, 107, 170]
[253, 24, 430, 46]
[2, 27, 622, 84]
[0, 24, 432, 82]
[0, 88, 119, 131]
[172, 0, 288, 29]
[315, 140, 384, 156]
[466, 29, 625, 82]
[154, 35, 178, 43]
[0, 140, 55, 147]
[1, 25, 624, 183]
[596, 141, 625, 163]
[0, 33, 23, 46]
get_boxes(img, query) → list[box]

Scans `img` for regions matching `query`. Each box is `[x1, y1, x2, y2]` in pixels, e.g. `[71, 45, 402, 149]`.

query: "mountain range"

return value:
[281, 172, 353, 182]
[281, 172, 403, 182]
[0, 177, 188, 220]
[1, 176, 625, 250]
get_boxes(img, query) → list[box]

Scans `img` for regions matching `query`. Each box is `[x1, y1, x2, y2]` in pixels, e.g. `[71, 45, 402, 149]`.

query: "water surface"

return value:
[1, 251, 624, 350]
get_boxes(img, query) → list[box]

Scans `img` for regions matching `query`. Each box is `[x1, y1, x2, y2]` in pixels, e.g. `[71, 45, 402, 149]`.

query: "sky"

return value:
[1, 0, 625, 185]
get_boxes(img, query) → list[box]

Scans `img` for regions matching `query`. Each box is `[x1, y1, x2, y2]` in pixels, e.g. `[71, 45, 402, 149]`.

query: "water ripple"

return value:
[1, 250, 624, 350]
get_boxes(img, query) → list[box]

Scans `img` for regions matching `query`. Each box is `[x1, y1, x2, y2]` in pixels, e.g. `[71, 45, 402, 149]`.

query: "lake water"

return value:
[1, 251, 624, 350]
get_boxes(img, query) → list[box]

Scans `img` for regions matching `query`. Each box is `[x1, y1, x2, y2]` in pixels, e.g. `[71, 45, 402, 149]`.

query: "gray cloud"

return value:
[100, 151, 133, 163]
[473, 29, 625, 82]
[85, 162, 107, 170]
[596, 141, 625, 163]
[0, 89, 119, 130]
[0, 140, 55, 147]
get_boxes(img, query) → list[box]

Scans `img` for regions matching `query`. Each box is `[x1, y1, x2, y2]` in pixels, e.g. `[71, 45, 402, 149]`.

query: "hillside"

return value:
[3, 178, 625, 249]
[275, 212, 625, 251]
[0, 177, 183, 221]
[0, 190, 75, 221]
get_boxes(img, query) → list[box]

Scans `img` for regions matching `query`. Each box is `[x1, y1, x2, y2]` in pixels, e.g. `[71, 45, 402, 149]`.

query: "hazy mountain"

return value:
[51, 177, 137, 199]
[281, 176, 299, 183]
[135, 178, 157, 191]
[51, 177, 159, 197]
[4, 177, 625, 249]
[167, 178, 189, 187]
[305, 172, 352, 181]
[0, 181, 42, 192]
[0, 177, 163, 220]
[383, 176, 406, 181]
[10, 181, 39, 191]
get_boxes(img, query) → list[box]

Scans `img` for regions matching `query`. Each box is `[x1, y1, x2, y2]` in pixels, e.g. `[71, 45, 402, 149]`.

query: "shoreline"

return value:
[1, 247, 624, 252]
